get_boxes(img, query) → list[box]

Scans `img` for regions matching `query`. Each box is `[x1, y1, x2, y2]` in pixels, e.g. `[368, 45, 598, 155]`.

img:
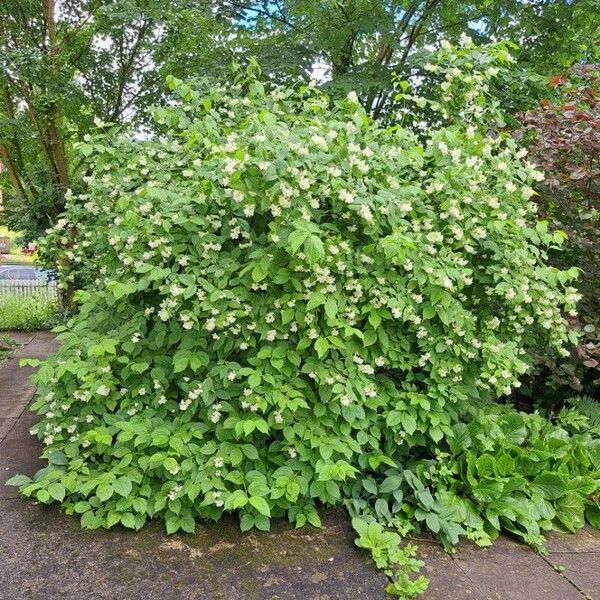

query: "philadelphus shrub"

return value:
[13, 40, 599, 597]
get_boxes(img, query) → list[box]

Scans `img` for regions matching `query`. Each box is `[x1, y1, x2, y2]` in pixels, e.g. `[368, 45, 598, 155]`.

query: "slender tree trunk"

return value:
[0, 144, 30, 202]
[41, 0, 69, 191]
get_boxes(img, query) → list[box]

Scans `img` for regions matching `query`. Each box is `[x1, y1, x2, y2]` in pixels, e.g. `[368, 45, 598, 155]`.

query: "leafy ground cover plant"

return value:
[9, 41, 599, 597]
[0, 293, 59, 331]
[0, 334, 16, 361]
[516, 64, 600, 399]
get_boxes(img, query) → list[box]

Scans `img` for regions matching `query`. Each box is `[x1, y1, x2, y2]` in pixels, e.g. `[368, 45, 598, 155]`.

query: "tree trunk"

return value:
[41, 0, 70, 192]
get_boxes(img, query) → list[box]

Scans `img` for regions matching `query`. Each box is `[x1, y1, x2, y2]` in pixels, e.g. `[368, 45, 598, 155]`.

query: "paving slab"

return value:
[0, 502, 389, 600]
[0, 417, 16, 442]
[415, 542, 486, 600]
[0, 362, 37, 416]
[546, 528, 600, 554]
[453, 550, 584, 600]
[545, 552, 600, 599]
[1, 331, 36, 346]
[13, 330, 58, 359]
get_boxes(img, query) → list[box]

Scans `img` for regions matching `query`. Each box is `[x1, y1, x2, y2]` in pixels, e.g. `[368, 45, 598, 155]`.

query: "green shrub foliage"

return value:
[11, 41, 599, 596]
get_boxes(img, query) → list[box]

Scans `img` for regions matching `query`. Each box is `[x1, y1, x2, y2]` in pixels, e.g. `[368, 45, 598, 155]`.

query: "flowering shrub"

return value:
[10, 43, 599, 596]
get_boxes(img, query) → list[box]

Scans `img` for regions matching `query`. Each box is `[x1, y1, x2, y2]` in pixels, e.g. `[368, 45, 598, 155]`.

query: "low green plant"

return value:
[0, 294, 59, 331]
[353, 517, 428, 598]
[567, 396, 600, 429]
[0, 334, 16, 360]
[8, 39, 599, 597]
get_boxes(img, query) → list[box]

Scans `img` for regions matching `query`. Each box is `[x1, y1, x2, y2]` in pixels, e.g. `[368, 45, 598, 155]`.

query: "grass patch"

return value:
[0, 294, 60, 331]
[0, 226, 25, 256]
[0, 226, 38, 262]
[0, 253, 37, 265]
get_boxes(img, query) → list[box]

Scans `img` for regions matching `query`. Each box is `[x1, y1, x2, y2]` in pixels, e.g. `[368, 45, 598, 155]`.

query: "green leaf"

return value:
[362, 479, 378, 494]
[81, 510, 102, 529]
[121, 512, 137, 529]
[5, 474, 32, 487]
[96, 484, 114, 502]
[48, 450, 68, 465]
[556, 494, 585, 532]
[585, 505, 600, 529]
[241, 444, 259, 460]
[288, 230, 308, 254]
[113, 477, 132, 498]
[230, 447, 243, 466]
[368, 311, 381, 329]
[425, 513, 440, 533]
[240, 513, 255, 532]
[172, 350, 189, 373]
[566, 476, 596, 496]
[36, 489, 50, 503]
[251, 262, 268, 282]
[307, 292, 326, 311]
[307, 511, 321, 528]
[225, 490, 248, 510]
[315, 337, 329, 358]
[249, 496, 271, 517]
[532, 473, 567, 500]
[401, 414, 417, 435]
[305, 235, 324, 264]
[324, 298, 338, 320]
[254, 514, 271, 531]
[48, 482, 66, 502]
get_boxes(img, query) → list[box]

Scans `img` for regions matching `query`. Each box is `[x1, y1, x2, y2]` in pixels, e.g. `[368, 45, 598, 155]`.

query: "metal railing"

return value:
[0, 279, 58, 298]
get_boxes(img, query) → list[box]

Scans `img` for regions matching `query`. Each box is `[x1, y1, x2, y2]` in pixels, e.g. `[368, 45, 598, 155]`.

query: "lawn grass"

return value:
[0, 253, 37, 265]
[0, 226, 38, 263]
[0, 226, 25, 256]
[0, 294, 59, 331]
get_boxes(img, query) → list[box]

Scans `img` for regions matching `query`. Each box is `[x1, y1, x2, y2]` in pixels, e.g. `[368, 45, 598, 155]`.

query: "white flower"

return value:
[459, 32, 472, 47]
[339, 189, 355, 204]
[96, 385, 110, 397]
[359, 204, 374, 221]
[311, 135, 328, 151]
[346, 91, 359, 103]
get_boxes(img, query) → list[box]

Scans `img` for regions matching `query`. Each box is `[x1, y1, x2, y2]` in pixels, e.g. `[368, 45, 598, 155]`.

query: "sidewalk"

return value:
[0, 332, 598, 599]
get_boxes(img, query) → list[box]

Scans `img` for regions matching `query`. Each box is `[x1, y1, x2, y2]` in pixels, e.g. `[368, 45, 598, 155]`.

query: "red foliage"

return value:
[516, 64, 600, 394]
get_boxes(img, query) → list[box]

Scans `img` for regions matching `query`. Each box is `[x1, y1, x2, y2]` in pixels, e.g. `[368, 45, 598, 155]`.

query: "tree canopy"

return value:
[1, 0, 599, 237]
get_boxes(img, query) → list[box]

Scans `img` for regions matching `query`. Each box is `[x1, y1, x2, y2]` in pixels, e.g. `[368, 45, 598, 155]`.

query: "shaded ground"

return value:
[0, 332, 598, 600]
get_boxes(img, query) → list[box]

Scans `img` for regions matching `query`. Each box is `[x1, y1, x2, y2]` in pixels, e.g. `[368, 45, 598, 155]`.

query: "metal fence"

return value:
[0, 279, 58, 298]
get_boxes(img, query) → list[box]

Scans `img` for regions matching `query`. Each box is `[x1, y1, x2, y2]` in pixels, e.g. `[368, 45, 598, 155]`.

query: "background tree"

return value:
[1, 0, 599, 240]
